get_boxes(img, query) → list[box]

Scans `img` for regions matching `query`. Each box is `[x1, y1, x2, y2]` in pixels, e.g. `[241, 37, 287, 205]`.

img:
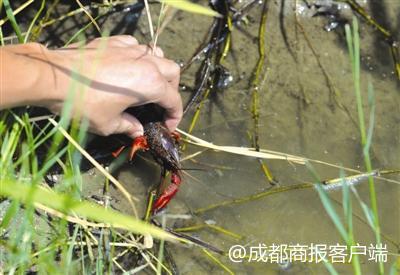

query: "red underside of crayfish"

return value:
[112, 122, 181, 214]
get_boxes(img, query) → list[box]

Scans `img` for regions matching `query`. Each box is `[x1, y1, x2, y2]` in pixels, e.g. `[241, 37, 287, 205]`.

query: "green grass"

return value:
[0, 1, 222, 273]
[1, 2, 397, 274]
[313, 17, 387, 275]
[0, 107, 176, 273]
[2, 0, 23, 42]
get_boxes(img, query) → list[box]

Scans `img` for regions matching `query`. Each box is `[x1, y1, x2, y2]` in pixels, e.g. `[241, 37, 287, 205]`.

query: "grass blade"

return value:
[2, 0, 23, 42]
[0, 200, 20, 229]
[315, 184, 348, 243]
[0, 179, 176, 242]
[24, 0, 45, 43]
[322, 260, 340, 275]
[160, 0, 221, 17]
[364, 82, 375, 155]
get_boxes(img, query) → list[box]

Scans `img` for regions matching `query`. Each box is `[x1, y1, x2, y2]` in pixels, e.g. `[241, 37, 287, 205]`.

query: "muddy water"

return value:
[40, 0, 399, 273]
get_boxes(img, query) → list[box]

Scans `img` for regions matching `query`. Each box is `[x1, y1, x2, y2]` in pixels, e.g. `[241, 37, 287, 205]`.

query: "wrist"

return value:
[1, 43, 66, 109]
[33, 44, 69, 108]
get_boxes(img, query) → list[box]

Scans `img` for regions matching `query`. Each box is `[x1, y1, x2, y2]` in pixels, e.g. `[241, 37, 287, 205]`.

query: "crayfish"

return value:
[112, 121, 182, 214]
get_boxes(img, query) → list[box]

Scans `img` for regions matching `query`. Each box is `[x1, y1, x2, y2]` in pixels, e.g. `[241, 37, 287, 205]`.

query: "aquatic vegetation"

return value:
[1, 0, 399, 274]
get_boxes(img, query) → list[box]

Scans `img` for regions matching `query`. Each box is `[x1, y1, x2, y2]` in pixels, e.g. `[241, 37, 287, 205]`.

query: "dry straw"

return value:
[176, 128, 306, 164]
[48, 118, 139, 217]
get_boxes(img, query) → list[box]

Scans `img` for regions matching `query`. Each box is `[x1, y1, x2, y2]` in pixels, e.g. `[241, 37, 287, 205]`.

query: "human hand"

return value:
[44, 35, 182, 138]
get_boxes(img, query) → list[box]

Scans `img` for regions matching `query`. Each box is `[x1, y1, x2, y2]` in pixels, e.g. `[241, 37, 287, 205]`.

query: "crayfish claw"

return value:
[129, 136, 149, 161]
[152, 172, 181, 213]
[152, 187, 178, 213]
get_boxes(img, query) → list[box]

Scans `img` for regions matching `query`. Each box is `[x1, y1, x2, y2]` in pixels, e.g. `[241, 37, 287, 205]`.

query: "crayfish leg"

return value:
[112, 146, 126, 158]
[170, 131, 181, 142]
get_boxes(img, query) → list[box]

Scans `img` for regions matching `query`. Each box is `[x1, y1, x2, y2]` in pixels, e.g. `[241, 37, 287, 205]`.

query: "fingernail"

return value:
[165, 118, 180, 132]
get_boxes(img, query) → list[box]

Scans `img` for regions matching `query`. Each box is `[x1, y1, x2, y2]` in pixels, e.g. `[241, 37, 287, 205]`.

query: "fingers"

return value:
[95, 36, 162, 55]
[102, 35, 139, 46]
[114, 112, 144, 138]
[78, 36, 181, 135]
[110, 35, 139, 46]
[128, 44, 164, 59]
[148, 43, 164, 57]
[147, 56, 180, 88]
[133, 58, 181, 131]
[90, 37, 175, 84]
[155, 82, 183, 131]
[130, 60, 181, 131]
[132, 43, 164, 57]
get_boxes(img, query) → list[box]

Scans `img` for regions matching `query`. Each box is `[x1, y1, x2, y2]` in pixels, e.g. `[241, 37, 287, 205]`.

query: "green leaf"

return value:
[389, 259, 399, 275]
[0, 200, 20, 230]
[160, 0, 221, 17]
[0, 179, 176, 242]
[66, 226, 80, 268]
[315, 184, 349, 243]
[364, 81, 375, 156]
[358, 198, 376, 229]
[341, 170, 353, 244]
[2, 0, 23, 43]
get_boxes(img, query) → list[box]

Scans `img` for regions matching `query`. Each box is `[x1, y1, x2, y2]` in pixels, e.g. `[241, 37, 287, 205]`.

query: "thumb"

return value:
[114, 112, 144, 138]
